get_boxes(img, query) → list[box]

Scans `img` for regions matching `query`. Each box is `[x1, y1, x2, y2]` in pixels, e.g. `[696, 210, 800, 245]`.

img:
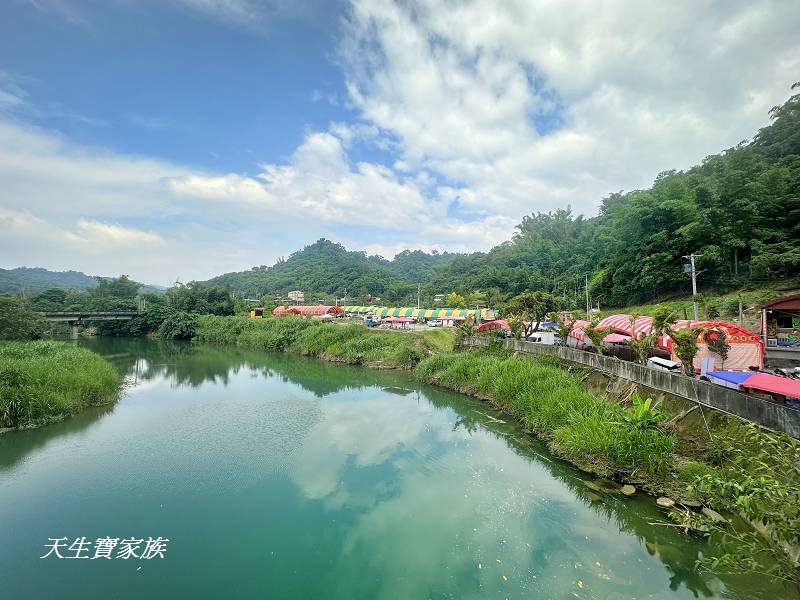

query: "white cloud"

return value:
[3, 1, 799, 283]
[74, 219, 164, 246]
[340, 0, 800, 218]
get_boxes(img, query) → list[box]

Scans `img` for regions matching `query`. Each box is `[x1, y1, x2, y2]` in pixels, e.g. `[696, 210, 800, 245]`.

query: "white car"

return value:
[427, 319, 443, 327]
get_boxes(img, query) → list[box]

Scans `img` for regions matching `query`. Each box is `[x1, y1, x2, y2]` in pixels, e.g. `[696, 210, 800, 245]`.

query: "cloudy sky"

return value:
[1, 0, 798, 285]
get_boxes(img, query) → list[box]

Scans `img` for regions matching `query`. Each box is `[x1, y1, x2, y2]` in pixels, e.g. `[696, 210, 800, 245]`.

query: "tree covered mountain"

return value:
[207, 87, 800, 309]
[0, 267, 99, 294]
[208, 239, 457, 302]
[0, 267, 165, 296]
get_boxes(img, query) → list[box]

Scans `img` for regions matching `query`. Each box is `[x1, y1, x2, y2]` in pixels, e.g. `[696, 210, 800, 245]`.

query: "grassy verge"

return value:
[0, 341, 120, 429]
[414, 351, 675, 477]
[194, 315, 456, 369]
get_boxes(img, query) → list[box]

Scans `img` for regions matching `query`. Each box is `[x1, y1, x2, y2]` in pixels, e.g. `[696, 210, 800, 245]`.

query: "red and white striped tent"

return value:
[477, 319, 509, 332]
[567, 319, 591, 348]
[657, 320, 764, 372]
[272, 306, 290, 316]
[284, 305, 344, 316]
[595, 314, 655, 339]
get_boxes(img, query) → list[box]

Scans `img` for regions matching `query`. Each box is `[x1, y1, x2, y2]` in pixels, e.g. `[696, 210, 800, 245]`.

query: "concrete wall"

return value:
[461, 337, 800, 439]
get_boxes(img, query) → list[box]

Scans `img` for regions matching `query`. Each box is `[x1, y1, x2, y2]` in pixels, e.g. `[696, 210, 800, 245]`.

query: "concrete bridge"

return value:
[41, 311, 139, 339]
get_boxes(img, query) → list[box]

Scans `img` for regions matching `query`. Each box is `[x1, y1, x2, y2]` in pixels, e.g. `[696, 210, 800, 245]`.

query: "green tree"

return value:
[666, 326, 705, 376]
[549, 311, 573, 347]
[507, 314, 525, 339]
[0, 296, 47, 340]
[624, 314, 657, 364]
[166, 282, 234, 316]
[583, 320, 614, 355]
[446, 292, 467, 308]
[505, 291, 560, 337]
[158, 311, 198, 340]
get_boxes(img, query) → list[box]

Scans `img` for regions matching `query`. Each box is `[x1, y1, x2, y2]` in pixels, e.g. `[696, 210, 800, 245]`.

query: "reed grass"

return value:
[194, 316, 432, 369]
[414, 352, 675, 477]
[0, 341, 120, 429]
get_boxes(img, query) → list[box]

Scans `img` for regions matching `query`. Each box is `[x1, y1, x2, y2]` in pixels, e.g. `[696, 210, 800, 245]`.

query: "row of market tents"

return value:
[480, 314, 765, 372]
[340, 306, 495, 320]
[271, 305, 495, 320]
[269, 305, 763, 371]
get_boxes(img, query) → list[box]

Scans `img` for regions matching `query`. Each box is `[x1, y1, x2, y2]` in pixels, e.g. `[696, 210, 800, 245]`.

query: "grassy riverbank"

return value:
[0, 341, 120, 429]
[415, 350, 800, 583]
[416, 351, 675, 477]
[194, 315, 455, 369]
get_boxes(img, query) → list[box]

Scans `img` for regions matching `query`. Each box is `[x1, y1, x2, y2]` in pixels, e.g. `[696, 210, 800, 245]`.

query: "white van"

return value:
[526, 331, 559, 345]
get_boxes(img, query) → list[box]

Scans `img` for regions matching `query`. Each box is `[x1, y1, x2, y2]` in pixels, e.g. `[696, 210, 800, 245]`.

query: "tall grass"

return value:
[0, 341, 120, 429]
[194, 316, 431, 369]
[414, 352, 675, 477]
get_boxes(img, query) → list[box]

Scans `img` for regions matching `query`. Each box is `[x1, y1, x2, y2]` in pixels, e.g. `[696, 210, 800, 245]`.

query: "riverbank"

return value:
[193, 315, 455, 368]
[0, 341, 120, 430]
[415, 350, 800, 584]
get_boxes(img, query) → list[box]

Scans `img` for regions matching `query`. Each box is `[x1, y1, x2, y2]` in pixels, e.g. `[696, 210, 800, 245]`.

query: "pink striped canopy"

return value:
[272, 306, 290, 316]
[286, 305, 344, 316]
[477, 319, 509, 332]
[384, 316, 415, 323]
[596, 314, 655, 339]
[568, 319, 590, 342]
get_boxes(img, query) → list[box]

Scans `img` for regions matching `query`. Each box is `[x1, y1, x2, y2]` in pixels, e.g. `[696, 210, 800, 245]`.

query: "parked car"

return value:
[363, 315, 381, 327]
[427, 319, 443, 327]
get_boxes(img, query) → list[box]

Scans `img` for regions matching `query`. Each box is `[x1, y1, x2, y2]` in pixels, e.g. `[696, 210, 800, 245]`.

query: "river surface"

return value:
[0, 338, 795, 599]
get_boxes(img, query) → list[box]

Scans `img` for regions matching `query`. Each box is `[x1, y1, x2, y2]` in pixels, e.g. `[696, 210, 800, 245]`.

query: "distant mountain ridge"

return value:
[207, 239, 458, 301]
[0, 267, 166, 295]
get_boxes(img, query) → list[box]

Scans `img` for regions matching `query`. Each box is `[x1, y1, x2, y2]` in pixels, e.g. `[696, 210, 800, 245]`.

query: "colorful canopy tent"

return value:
[741, 373, 800, 400]
[567, 320, 591, 349]
[604, 333, 630, 344]
[596, 314, 655, 339]
[657, 320, 764, 372]
[272, 306, 290, 316]
[342, 306, 492, 320]
[384, 316, 415, 327]
[284, 305, 344, 316]
[707, 371, 800, 400]
[341, 306, 382, 314]
[705, 370, 755, 390]
[477, 320, 509, 332]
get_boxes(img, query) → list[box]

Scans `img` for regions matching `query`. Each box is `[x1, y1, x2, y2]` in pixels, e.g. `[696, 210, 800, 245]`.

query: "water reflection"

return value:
[80, 337, 412, 397]
[11, 338, 792, 598]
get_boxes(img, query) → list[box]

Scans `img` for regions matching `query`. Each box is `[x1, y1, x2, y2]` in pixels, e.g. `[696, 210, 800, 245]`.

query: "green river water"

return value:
[0, 338, 796, 599]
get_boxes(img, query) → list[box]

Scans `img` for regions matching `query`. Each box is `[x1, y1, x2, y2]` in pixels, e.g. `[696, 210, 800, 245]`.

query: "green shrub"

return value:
[158, 311, 198, 340]
[677, 460, 722, 483]
[0, 296, 47, 340]
[0, 341, 119, 428]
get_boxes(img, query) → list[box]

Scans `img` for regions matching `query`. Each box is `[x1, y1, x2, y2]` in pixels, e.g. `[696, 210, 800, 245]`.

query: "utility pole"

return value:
[417, 283, 421, 309]
[683, 253, 703, 321]
[738, 294, 743, 324]
[585, 274, 590, 320]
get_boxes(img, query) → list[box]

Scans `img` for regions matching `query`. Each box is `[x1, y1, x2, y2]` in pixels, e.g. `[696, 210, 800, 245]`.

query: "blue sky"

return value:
[1, 0, 798, 285]
[0, 0, 347, 173]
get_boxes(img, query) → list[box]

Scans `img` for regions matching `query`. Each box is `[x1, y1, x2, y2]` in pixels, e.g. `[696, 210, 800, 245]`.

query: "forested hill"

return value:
[211, 87, 800, 308]
[0, 267, 165, 296]
[0, 268, 99, 294]
[207, 240, 457, 301]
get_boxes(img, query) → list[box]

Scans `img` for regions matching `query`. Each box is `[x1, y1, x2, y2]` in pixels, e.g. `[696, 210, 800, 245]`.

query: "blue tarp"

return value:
[707, 371, 753, 386]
